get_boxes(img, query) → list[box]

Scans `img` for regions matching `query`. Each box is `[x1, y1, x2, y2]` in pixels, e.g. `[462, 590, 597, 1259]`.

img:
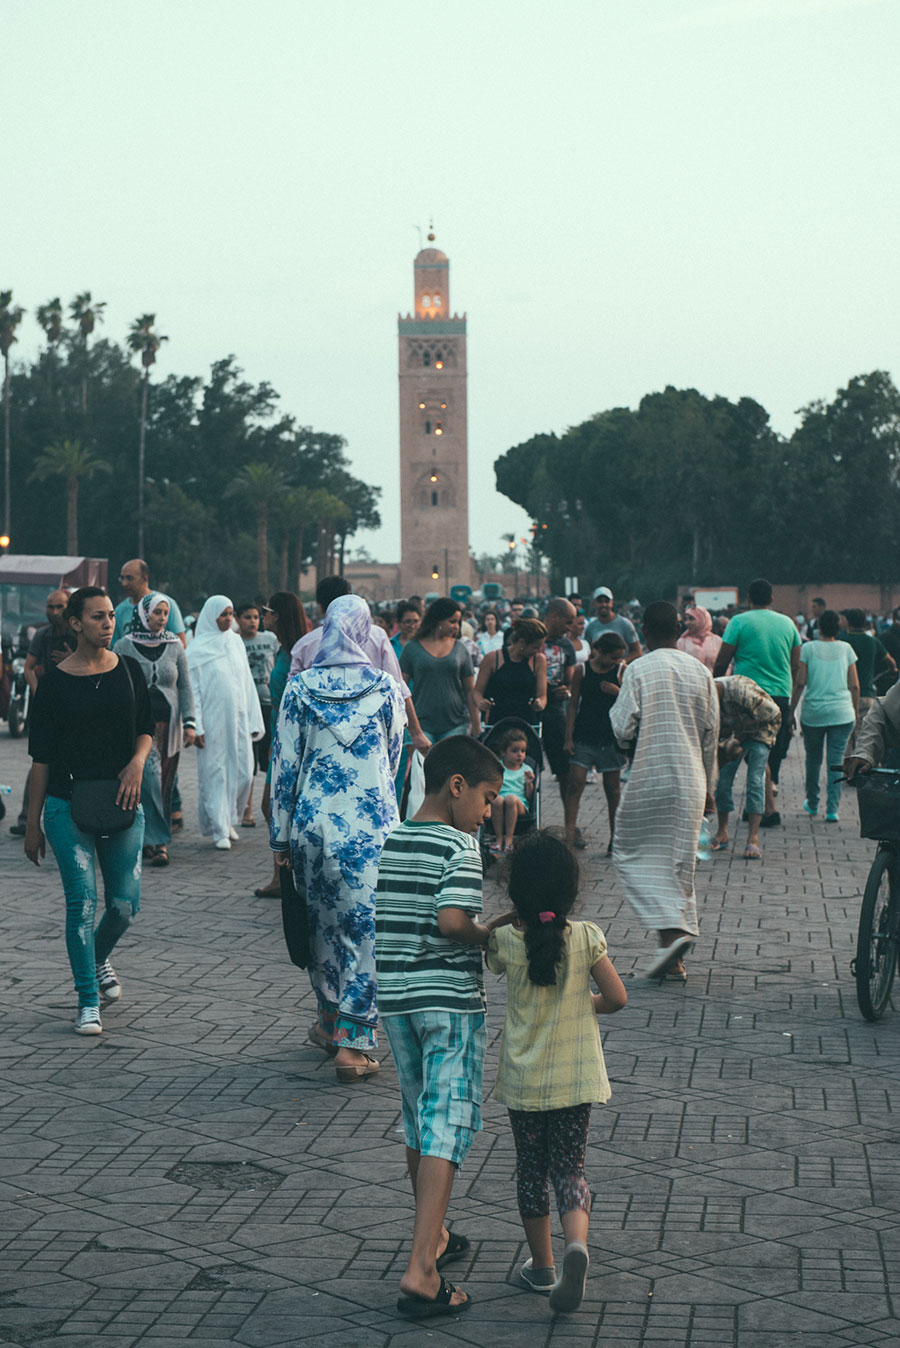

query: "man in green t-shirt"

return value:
[840, 609, 897, 750]
[714, 578, 801, 827]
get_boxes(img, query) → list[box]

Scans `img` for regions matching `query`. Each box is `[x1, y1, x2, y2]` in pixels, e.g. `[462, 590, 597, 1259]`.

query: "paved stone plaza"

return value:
[2, 733, 900, 1347]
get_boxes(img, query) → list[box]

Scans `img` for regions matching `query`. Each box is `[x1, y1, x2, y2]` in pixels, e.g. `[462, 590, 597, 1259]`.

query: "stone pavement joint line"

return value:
[2, 736, 900, 1344]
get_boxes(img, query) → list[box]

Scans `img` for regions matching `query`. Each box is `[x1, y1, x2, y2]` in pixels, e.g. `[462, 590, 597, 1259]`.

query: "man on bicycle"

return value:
[845, 681, 900, 777]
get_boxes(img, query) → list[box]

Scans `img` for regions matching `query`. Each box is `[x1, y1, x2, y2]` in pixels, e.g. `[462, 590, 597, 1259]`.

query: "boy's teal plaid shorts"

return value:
[383, 1010, 486, 1167]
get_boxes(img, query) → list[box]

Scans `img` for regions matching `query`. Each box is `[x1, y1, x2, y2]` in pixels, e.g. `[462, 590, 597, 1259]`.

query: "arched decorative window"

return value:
[431, 491, 439, 507]
[433, 293, 442, 308]
[425, 420, 431, 434]
[423, 351, 431, 367]
[422, 294, 431, 308]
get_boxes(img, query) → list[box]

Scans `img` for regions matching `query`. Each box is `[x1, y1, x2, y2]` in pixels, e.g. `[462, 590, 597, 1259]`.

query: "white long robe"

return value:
[610, 648, 719, 937]
[188, 599, 265, 841]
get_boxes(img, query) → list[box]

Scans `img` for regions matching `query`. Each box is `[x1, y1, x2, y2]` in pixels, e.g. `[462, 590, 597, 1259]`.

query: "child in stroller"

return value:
[480, 717, 543, 860]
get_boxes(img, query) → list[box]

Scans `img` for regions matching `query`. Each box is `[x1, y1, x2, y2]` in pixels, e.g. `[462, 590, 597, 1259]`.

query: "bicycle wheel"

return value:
[855, 848, 900, 1021]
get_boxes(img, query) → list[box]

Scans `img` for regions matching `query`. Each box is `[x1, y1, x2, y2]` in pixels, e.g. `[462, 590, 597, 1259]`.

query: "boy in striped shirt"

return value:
[376, 735, 512, 1319]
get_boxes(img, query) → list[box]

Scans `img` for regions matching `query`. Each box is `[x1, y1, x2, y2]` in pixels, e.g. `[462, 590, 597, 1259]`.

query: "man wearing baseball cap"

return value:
[584, 587, 642, 661]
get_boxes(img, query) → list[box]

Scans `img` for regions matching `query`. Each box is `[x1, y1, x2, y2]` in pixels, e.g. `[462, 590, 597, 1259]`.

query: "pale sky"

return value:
[5, 0, 898, 565]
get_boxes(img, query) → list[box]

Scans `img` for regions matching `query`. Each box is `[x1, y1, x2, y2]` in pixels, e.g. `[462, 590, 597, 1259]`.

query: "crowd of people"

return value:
[15, 561, 900, 1317]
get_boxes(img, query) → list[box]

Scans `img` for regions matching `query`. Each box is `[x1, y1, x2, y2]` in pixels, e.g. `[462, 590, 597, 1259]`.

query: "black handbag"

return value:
[280, 863, 310, 969]
[68, 658, 138, 837]
[70, 779, 137, 835]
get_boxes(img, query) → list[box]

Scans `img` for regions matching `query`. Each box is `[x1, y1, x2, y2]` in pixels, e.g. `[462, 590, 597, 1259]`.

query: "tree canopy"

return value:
[493, 373, 900, 598]
[6, 321, 380, 605]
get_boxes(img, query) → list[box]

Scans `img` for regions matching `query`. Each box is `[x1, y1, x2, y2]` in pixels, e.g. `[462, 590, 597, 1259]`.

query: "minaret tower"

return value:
[398, 232, 470, 597]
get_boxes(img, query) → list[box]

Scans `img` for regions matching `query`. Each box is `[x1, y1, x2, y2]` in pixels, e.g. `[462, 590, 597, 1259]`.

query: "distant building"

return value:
[397, 238, 471, 597]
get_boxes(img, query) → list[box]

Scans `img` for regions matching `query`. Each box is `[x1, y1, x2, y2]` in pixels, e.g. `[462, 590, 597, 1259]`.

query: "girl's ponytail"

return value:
[508, 830, 579, 986]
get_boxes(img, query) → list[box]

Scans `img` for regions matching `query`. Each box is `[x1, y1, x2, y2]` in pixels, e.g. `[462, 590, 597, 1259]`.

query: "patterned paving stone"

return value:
[3, 733, 900, 1343]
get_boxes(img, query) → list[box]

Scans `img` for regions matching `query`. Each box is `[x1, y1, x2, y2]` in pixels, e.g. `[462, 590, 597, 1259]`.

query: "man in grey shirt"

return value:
[584, 587, 642, 661]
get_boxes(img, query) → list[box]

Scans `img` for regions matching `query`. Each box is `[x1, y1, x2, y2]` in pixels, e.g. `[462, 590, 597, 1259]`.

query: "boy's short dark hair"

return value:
[235, 601, 259, 617]
[316, 575, 352, 611]
[843, 608, 866, 630]
[423, 736, 503, 794]
[748, 578, 773, 607]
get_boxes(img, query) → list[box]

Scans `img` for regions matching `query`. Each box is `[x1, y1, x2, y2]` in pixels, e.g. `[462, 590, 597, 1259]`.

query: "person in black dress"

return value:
[25, 587, 153, 1036]
[474, 618, 548, 726]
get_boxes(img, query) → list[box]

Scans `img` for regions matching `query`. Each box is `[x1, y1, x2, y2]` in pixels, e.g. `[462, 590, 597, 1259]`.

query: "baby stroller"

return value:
[479, 716, 543, 867]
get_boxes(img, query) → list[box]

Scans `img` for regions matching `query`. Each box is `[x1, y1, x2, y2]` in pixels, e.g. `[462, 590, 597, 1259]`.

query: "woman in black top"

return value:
[25, 587, 153, 1036]
[474, 618, 548, 726]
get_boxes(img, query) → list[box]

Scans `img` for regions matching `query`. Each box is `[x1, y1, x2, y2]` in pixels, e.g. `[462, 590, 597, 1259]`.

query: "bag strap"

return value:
[118, 653, 137, 750]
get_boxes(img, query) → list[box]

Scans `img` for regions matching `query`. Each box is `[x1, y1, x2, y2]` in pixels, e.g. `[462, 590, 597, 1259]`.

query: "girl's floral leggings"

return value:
[508, 1103, 592, 1219]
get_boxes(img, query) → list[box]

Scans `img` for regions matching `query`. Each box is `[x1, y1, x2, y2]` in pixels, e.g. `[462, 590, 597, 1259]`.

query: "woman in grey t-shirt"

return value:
[399, 598, 479, 741]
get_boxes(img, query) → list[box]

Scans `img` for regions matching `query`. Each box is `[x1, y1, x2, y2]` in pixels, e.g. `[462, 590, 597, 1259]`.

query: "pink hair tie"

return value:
[538, 911, 555, 924]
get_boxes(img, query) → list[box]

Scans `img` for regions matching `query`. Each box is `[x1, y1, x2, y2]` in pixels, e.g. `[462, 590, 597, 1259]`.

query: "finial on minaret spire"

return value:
[427, 219, 436, 242]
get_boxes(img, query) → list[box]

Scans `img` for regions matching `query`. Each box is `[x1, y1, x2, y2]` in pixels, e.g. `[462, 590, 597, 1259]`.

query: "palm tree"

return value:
[28, 439, 112, 554]
[69, 292, 106, 414]
[224, 462, 287, 593]
[36, 298, 64, 346]
[0, 290, 26, 538]
[126, 313, 168, 555]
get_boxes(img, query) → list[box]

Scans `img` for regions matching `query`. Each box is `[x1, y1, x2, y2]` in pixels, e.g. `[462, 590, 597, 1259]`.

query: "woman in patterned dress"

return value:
[270, 595, 406, 1082]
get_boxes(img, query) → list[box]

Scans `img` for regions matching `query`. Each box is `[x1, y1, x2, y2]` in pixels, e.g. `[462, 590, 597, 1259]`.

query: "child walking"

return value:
[563, 632, 628, 854]
[486, 830, 626, 1313]
[490, 726, 535, 853]
[376, 736, 514, 1319]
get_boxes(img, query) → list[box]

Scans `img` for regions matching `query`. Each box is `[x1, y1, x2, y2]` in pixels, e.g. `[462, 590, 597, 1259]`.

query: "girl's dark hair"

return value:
[818, 608, 842, 639]
[508, 830, 579, 986]
[495, 725, 528, 754]
[266, 591, 308, 652]
[65, 586, 108, 623]
[480, 608, 500, 630]
[595, 631, 626, 656]
[417, 596, 461, 640]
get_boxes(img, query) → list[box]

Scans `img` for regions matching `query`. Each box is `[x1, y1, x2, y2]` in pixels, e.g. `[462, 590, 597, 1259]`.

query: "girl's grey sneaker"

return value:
[520, 1258, 556, 1293]
[75, 1006, 102, 1036]
[96, 960, 121, 1002]
[548, 1241, 589, 1313]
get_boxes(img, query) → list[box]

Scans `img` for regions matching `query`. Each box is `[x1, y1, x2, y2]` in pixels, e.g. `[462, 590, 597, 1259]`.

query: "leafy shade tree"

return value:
[0, 289, 26, 537]
[127, 313, 168, 556]
[69, 292, 106, 414]
[224, 462, 287, 593]
[28, 439, 112, 554]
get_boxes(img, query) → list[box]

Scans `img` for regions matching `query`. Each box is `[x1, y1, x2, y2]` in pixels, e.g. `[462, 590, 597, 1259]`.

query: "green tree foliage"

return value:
[28, 439, 112, 554]
[494, 374, 900, 597]
[7, 330, 380, 606]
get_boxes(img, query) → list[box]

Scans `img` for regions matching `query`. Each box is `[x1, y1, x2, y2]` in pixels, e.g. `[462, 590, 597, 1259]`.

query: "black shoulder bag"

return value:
[70, 658, 138, 836]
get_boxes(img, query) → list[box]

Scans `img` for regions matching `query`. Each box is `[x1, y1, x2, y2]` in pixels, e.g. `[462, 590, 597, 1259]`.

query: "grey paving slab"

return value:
[2, 733, 900, 1344]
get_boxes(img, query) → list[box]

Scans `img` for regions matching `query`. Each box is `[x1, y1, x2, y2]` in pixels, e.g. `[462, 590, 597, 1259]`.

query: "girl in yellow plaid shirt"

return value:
[486, 831, 626, 1313]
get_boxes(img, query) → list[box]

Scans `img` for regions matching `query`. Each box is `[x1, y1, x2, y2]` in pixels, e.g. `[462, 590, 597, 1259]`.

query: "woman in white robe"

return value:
[188, 595, 265, 850]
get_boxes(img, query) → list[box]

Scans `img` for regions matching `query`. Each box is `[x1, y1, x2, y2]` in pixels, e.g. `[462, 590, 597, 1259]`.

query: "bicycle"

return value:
[843, 767, 900, 1021]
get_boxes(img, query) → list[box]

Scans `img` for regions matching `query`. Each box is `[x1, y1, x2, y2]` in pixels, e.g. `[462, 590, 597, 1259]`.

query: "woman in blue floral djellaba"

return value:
[270, 595, 406, 1082]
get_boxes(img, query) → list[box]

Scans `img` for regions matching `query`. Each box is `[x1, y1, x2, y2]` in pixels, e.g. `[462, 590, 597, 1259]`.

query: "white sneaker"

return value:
[215, 837, 232, 850]
[96, 959, 121, 1002]
[75, 1006, 102, 1036]
[548, 1241, 589, 1313]
[229, 827, 239, 842]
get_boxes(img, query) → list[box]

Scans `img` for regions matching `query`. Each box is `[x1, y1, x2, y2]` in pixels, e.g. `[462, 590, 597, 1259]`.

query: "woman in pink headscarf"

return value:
[676, 607, 722, 673]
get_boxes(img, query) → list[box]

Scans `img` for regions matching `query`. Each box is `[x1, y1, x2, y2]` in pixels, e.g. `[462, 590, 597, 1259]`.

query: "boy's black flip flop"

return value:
[436, 1231, 470, 1270]
[396, 1276, 472, 1318]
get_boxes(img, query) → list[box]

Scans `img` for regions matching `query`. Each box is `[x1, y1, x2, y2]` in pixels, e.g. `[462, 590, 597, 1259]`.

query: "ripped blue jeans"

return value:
[43, 796, 144, 1008]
